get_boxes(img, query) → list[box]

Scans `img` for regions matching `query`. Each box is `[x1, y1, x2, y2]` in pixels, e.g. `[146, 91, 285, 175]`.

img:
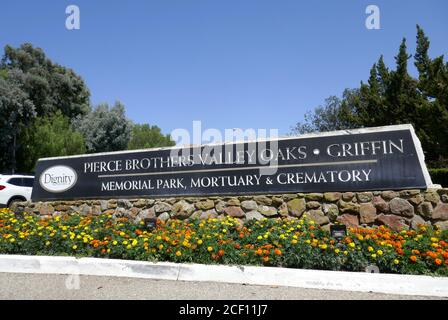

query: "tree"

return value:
[0, 76, 35, 173]
[1, 43, 90, 119]
[74, 101, 133, 153]
[128, 124, 175, 150]
[0, 43, 91, 172]
[291, 26, 448, 163]
[291, 89, 359, 134]
[16, 111, 86, 172]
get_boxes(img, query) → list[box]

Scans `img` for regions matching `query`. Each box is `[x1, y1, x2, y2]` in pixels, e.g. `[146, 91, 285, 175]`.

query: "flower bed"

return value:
[0, 208, 447, 276]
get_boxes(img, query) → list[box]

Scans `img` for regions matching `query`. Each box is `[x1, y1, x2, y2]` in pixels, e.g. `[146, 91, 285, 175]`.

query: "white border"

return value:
[0, 255, 447, 297]
[36, 123, 434, 188]
[407, 125, 435, 187]
[39, 165, 78, 193]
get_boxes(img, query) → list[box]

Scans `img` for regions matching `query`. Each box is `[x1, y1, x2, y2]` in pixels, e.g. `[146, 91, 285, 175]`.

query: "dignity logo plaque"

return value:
[32, 124, 433, 201]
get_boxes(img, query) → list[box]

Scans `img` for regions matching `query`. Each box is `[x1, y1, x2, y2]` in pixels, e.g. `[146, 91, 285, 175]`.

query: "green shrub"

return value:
[429, 168, 448, 187]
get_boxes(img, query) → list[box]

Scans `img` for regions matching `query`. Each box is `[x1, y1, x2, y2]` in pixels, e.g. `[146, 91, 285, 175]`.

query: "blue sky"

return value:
[1, 1, 447, 139]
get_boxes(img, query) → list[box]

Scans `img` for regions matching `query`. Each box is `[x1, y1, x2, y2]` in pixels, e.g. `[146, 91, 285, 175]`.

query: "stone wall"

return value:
[12, 188, 448, 231]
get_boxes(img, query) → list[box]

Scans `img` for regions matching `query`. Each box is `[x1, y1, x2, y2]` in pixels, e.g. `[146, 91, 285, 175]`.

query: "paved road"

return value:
[0, 272, 444, 300]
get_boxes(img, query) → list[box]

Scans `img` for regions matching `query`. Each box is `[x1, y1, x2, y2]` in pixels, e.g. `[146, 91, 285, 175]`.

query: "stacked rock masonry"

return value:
[12, 189, 448, 232]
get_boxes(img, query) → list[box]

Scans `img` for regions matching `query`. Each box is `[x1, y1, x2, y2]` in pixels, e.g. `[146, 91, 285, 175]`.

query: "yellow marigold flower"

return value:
[334, 249, 340, 254]
[156, 236, 162, 241]
[9, 238, 15, 243]
[393, 259, 399, 265]
[175, 251, 182, 257]
[132, 239, 138, 246]
[207, 246, 213, 252]
[319, 244, 328, 250]
[349, 242, 355, 248]
[291, 239, 298, 245]
[305, 239, 311, 244]
[113, 241, 118, 245]
[343, 251, 348, 255]
[371, 254, 377, 258]
[119, 232, 125, 237]
[377, 250, 383, 256]
[158, 244, 164, 250]
[431, 237, 438, 242]
[222, 229, 227, 233]
[45, 241, 51, 246]
[126, 245, 132, 250]
[107, 249, 111, 253]
[368, 246, 374, 252]
[123, 240, 128, 245]
[72, 245, 77, 250]
[197, 239, 203, 245]
[257, 236, 263, 240]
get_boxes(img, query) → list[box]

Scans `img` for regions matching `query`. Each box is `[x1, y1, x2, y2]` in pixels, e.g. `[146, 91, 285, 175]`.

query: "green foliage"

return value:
[15, 111, 86, 172]
[0, 68, 7, 80]
[128, 124, 175, 150]
[429, 168, 448, 188]
[1, 43, 90, 118]
[292, 26, 448, 162]
[0, 43, 90, 173]
[292, 89, 360, 134]
[0, 77, 36, 172]
[74, 101, 133, 153]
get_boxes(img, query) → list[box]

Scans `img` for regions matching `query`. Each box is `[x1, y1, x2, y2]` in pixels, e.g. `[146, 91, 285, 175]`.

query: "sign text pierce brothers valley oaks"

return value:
[32, 125, 433, 201]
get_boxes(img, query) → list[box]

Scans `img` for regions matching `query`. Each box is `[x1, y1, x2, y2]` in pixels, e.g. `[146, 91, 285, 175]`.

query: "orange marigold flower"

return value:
[262, 256, 269, 262]
[218, 249, 225, 257]
[435, 259, 442, 266]
[274, 249, 282, 256]
[410, 255, 417, 262]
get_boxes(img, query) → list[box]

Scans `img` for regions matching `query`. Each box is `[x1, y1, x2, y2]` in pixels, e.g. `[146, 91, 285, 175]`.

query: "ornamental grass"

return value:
[0, 208, 447, 276]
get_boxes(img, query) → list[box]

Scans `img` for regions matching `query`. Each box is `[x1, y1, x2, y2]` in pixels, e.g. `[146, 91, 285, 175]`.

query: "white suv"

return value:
[0, 175, 35, 208]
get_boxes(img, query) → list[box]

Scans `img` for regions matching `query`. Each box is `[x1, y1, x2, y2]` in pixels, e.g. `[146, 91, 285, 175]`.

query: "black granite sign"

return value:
[31, 124, 433, 201]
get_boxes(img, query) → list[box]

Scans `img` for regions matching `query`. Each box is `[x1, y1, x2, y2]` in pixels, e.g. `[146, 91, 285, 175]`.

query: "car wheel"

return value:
[7, 198, 25, 209]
